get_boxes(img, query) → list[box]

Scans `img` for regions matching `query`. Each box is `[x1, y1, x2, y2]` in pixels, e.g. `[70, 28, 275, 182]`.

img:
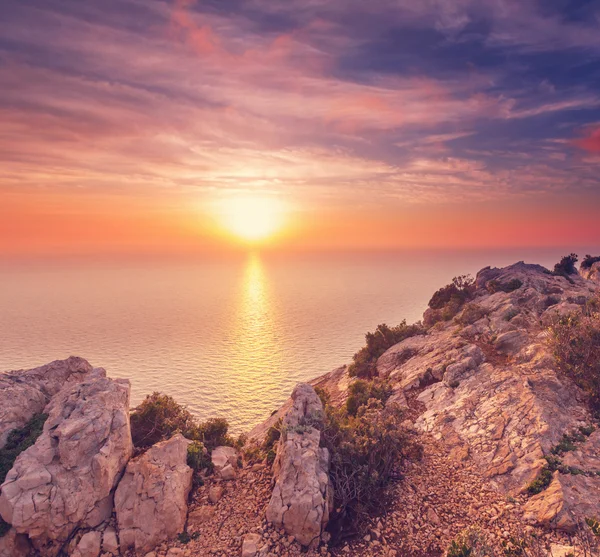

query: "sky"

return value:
[1, 0, 600, 256]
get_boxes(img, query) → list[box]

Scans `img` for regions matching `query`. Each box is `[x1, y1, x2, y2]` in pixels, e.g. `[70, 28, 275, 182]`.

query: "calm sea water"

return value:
[0, 248, 596, 432]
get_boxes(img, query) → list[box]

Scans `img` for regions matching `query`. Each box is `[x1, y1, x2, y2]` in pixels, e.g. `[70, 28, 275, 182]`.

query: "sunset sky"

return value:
[2, 0, 600, 256]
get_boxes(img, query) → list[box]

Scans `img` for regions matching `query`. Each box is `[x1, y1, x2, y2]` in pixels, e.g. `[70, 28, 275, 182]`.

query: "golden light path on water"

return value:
[216, 253, 286, 428]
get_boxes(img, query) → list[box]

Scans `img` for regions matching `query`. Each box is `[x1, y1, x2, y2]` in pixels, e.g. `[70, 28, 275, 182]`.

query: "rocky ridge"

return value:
[1, 258, 600, 557]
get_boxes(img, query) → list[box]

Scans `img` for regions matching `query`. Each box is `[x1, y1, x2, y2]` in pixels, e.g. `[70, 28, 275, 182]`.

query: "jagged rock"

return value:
[212, 446, 238, 479]
[188, 505, 215, 524]
[208, 485, 224, 504]
[0, 527, 31, 557]
[523, 472, 600, 532]
[0, 375, 132, 556]
[371, 262, 600, 530]
[580, 261, 600, 283]
[101, 526, 119, 555]
[0, 357, 95, 449]
[115, 434, 192, 554]
[266, 383, 332, 547]
[72, 530, 101, 557]
[241, 533, 261, 557]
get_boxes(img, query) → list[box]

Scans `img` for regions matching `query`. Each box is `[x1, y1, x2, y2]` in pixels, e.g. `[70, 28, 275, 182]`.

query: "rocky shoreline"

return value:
[1, 257, 600, 557]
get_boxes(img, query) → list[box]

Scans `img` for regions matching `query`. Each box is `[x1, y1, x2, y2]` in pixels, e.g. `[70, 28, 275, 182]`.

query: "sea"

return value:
[0, 247, 596, 433]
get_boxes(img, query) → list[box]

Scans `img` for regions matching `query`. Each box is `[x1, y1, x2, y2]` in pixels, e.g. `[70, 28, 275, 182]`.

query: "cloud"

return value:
[573, 125, 600, 154]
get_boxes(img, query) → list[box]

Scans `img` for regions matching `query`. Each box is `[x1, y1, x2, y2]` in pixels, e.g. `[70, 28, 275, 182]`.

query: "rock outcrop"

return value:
[115, 434, 192, 554]
[581, 260, 600, 283]
[266, 383, 332, 547]
[0, 357, 95, 449]
[0, 374, 132, 555]
[371, 262, 600, 530]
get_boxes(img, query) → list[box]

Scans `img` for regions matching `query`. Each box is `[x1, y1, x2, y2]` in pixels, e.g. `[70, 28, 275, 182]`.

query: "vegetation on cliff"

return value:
[348, 321, 424, 378]
[548, 297, 600, 414]
[315, 385, 421, 540]
[0, 413, 48, 538]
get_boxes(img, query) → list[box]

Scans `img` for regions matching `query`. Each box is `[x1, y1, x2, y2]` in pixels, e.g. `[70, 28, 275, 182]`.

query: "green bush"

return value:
[201, 418, 232, 450]
[130, 393, 202, 448]
[526, 467, 554, 495]
[348, 321, 424, 378]
[581, 255, 600, 270]
[447, 527, 493, 557]
[346, 379, 392, 417]
[547, 304, 600, 414]
[553, 253, 579, 279]
[487, 278, 523, 294]
[130, 392, 232, 450]
[318, 386, 420, 538]
[0, 413, 48, 485]
[428, 275, 475, 310]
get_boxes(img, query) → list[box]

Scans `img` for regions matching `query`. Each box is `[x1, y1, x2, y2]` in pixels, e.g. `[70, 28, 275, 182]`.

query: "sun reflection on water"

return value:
[220, 253, 285, 426]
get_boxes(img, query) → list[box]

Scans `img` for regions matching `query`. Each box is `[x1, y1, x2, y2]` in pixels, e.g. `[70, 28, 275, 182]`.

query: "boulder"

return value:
[0, 376, 132, 556]
[101, 526, 119, 555]
[0, 357, 96, 449]
[208, 485, 224, 504]
[211, 446, 238, 479]
[266, 383, 332, 547]
[0, 527, 31, 557]
[241, 533, 261, 557]
[115, 434, 193, 555]
[72, 530, 101, 557]
[580, 260, 600, 283]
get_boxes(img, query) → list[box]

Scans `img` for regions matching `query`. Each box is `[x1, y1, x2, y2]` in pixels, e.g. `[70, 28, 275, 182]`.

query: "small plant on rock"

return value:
[547, 304, 600, 415]
[581, 255, 600, 270]
[0, 413, 48, 484]
[346, 379, 392, 417]
[447, 527, 493, 557]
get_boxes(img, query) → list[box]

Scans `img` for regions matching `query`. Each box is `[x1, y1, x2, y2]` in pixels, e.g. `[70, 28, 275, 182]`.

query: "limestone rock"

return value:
[208, 485, 224, 504]
[266, 383, 332, 547]
[580, 260, 600, 283]
[115, 434, 192, 554]
[0, 375, 132, 555]
[101, 526, 119, 555]
[370, 262, 600, 530]
[212, 446, 238, 479]
[72, 530, 102, 557]
[0, 357, 96, 449]
[241, 533, 261, 557]
[0, 527, 31, 557]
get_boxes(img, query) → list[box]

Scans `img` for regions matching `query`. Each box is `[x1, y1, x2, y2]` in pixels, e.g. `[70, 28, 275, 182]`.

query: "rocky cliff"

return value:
[1, 258, 599, 557]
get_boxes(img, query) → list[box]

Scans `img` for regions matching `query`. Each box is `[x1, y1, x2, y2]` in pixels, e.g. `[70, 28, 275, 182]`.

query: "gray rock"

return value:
[115, 434, 192, 555]
[266, 383, 332, 547]
[0, 375, 132, 556]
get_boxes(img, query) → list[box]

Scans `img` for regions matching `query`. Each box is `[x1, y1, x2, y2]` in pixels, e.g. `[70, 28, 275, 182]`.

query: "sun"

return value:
[220, 196, 287, 243]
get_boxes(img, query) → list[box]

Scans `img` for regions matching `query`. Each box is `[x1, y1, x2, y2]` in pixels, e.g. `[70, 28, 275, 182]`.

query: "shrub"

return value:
[187, 441, 211, 474]
[201, 418, 233, 450]
[526, 467, 554, 495]
[428, 275, 475, 310]
[586, 517, 600, 537]
[346, 379, 392, 417]
[455, 303, 488, 326]
[581, 255, 600, 270]
[487, 278, 523, 294]
[447, 527, 493, 557]
[130, 392, 232, 450]
[0, 413, 48, 485]
[319, 392, 420, 539]
[348, 321, 424, 378]
[130, 393, 202, 448]
[547, 304, 600, 414]
[553, 253, 578, 278]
